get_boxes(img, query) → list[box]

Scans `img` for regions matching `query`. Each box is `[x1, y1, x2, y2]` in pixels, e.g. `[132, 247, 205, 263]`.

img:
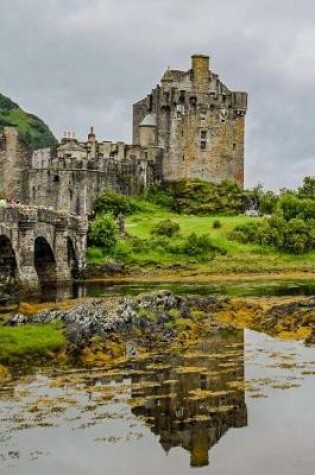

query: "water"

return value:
[38, 278, 315, 302]
[1, 329, 315, 474]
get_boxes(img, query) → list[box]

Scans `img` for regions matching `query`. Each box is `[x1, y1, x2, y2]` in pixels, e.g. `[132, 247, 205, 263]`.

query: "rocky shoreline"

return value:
[2, 291, 315, 369]
[8, 291, 227, 346]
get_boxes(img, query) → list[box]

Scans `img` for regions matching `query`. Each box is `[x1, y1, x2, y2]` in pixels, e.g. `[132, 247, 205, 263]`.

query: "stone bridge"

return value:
[0, 206, 88, 291]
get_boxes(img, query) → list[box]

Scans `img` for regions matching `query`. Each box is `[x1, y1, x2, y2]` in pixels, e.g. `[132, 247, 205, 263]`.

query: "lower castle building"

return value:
[0, 54, 247, 215]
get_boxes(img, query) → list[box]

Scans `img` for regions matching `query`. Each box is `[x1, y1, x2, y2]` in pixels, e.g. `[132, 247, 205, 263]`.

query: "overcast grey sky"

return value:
[0, 0, 314, 190]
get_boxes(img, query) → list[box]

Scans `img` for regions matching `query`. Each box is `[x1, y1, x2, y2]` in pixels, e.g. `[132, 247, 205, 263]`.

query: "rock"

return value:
[8, 314, 28, 326]
[7, 290, 221, 344]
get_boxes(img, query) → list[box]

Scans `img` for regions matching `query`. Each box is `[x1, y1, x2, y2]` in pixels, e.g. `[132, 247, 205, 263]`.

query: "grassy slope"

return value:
[0, 93, 57, 149]
[88, 201, 315, 273]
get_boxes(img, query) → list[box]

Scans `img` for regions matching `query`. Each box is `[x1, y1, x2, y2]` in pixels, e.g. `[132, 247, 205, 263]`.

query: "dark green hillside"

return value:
[0, 92, 57, 150]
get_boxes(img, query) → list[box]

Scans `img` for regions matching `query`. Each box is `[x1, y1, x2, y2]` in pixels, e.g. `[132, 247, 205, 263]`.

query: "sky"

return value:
[0, 0, 314, 191]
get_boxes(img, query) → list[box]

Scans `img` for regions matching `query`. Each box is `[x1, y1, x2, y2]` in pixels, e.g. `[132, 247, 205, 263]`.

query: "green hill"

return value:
[0, 92, 57, 150]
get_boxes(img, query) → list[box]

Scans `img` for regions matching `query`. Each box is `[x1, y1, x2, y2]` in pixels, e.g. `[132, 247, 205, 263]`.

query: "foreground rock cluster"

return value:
[8, 291, 226, 345]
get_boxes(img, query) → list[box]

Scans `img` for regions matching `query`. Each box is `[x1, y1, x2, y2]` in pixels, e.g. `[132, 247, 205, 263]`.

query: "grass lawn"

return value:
[86, 201, 315, 274]
[0, 323, 66, 364]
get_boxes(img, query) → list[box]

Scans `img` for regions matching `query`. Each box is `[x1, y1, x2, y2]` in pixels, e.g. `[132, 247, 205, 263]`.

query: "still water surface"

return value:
[1, 329, 315, 474]
[40, 278, 315, 302]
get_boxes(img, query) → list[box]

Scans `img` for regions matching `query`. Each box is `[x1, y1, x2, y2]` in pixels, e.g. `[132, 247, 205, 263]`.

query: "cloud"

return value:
[0, 0, 314, 190]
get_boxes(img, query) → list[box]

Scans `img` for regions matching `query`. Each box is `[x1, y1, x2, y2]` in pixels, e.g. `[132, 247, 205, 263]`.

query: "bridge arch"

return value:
[0, 234, 17, 285]
[34, 236, 57, 286]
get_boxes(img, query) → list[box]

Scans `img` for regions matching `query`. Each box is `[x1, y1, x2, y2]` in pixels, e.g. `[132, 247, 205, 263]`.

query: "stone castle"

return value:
[0, 54, 247, 216]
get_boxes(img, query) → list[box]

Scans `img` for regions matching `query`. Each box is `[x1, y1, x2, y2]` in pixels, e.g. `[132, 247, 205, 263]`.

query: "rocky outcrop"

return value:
[8, 291, 226, 344]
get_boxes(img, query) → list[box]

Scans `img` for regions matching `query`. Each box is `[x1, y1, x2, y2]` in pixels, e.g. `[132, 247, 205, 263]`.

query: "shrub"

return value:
[230, 213, 315, 254]
[282, 218, 313, 253]
[145, 185, 174, 209]
[229, 221, 261, 244]
[150, 236, 172, 253]
[182, 233, 214, 256]
[94, 191, 139, 216]
[151, 219, 180, 237]
[212, 219, 222, 229]
[147, 179, 246, 215]
[89, 214, 118, 252]
[129, 236, 152, 253]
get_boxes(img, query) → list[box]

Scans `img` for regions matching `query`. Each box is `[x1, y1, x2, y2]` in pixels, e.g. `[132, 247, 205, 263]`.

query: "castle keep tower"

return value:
[133, 54, 247, 187]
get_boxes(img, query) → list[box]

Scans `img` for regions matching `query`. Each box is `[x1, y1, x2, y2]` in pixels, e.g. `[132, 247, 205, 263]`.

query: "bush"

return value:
[182, 233, 215, 256]
[230, 213, 315, 254]
[94, 191, 139, 216]
[129, 236, 152, 253]
[212, 219, 222, 229]
[151, 219, 180, 237]
[282, 218, 314, 253]
[145, 185, 174, 209]
[89, 214, 118, 252]
[147, 179, 246, 215]
[151, 236, 172, 253]
[229, 221, 261, 244]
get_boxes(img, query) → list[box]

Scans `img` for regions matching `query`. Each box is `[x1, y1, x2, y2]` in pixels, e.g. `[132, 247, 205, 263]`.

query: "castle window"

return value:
[233, 143, 236, 151]
[179, 91, 185, 104]
[200, 131, 207, 150]
[54, 175, 60, 183]
[189, 96, 197, 107]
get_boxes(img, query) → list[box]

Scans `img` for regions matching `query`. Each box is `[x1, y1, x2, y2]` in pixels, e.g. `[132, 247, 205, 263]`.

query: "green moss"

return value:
[0, 323, 66, 364]
[164, 321, 175, 330]
[167, 308, 182, 319]
[191, 309, 207, 320]
[175, 318, 194, 330]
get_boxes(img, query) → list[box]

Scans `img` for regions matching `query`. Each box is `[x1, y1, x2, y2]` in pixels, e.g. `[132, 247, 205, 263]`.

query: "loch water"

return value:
[1, 281, 315, 474]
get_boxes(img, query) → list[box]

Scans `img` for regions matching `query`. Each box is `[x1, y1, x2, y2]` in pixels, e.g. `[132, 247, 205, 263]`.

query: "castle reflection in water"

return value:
[130, 330, 247, 467]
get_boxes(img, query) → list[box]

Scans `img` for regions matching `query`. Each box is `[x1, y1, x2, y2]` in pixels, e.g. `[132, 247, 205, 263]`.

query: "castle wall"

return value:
[25, 140, 161, 215]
